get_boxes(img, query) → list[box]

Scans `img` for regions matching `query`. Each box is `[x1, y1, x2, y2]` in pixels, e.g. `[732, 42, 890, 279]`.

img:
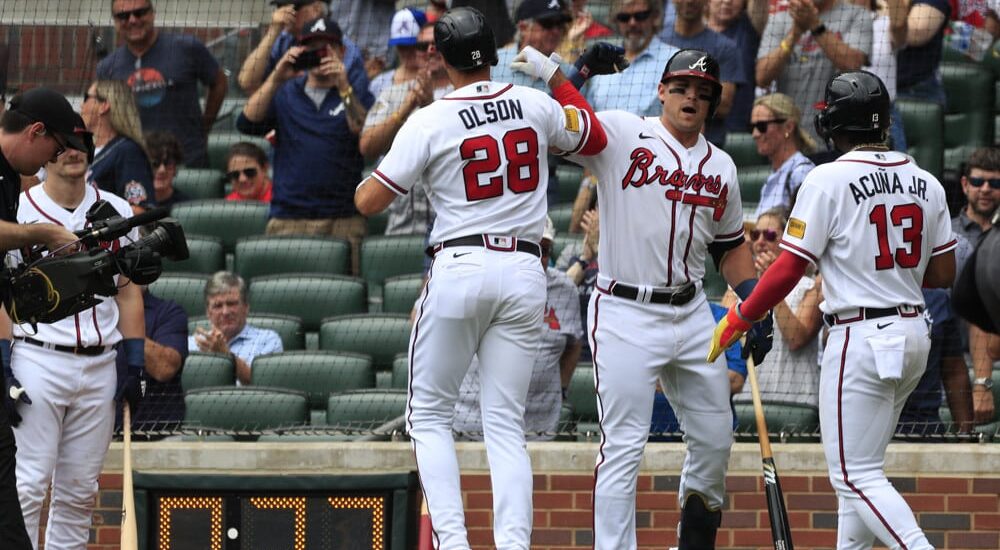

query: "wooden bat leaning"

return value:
[121, 403, 138, 549]
[746, 351, 794, 550]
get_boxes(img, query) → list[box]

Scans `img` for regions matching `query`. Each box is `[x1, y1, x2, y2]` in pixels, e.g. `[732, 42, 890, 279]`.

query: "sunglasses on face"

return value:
[113, 6, 152, 22]
[43, 127, 66, 158]
[616, 9, 653, 23]
[414, 41, 433, 52]
[226, 167, 259, 182]
[84, 91, 106, 103]
[151, 159, 176, 169]
[749, 119, 786, 134]
[750, 229, 779, 242]
[967, 176, 1000, 190]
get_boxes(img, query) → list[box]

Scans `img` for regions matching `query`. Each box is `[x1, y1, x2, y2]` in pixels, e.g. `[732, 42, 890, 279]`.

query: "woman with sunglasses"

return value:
[224, 142, 273, 203]
[145, 130, 189, 211]
[750, 92, 816, 217]
[724, 207, 823, 406]
[81, 80, 154, 213]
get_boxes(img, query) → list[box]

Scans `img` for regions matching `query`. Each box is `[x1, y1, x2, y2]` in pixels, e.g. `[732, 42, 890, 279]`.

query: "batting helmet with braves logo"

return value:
[660, 49, 723, 118]
[813, 70, 891, 142]
[434, 6, 499, 71]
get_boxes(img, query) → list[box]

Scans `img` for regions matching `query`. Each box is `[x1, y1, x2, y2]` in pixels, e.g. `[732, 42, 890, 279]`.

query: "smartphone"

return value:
[292, 49, 325, 71]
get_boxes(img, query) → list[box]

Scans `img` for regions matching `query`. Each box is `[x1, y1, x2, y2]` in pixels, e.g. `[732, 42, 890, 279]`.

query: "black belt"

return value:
[823, 305, 924, 326]
[427, 235, 541, 258]
[605, 281, 697, 306]
[15, 336, 112, 357]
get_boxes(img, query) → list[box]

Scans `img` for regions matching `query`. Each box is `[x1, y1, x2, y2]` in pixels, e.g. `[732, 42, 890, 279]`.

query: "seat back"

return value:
[249, 275, 366, 331]
[391, 352, 409, 389]
[319, 314, 412, 371]
[548, 203, 574, 234]
[702, 257, 728, 302]
[148, 273, 210, 318]
[171, 200, 269, 253]
[555, 163, 584, 204]
[739, 165, 771, 207]
[189, 314, 305, 351]
[326, 389, 408, 431]
[942, 63, 994, 173]
[734, 400, 820, 441]
[184, 387, 308, 431]
[163, 236, 225, 275]
[251, 351, 375, 409]
[235, 236, 350, 279]
[566, 364, 597, 423]
[181, 352, 235, 391]
[172, 168, 225, 200]
[360, 235, 427, 306]
[897, 100, 945, 178]
[207, 133, 271, 173]
[725, 132, 767, 167]
[382, 274, 425, 314]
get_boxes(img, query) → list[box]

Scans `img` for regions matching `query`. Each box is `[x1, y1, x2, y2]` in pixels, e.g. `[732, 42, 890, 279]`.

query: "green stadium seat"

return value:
[319, 314, 412, 371]
[181, 352, 235, 391]
[702, 257, 728, 302]
[251, 351, 375, 410]
[555, 162, 584, 204]
[567, 364, 596, 423]
[549, 203, 574, 234]
[725, 132, 767, 168]
[734, 400, 820, 442]
[360, 235, 427, 307]
[148, 273, 210, 318]
[366, 211, 389, 236]
[382, 274, 424, 314]
[234, 235, 350, 279]
[172, 168, 224, 200]
[249, 275, 366, 332]
[206, 133, 270, 173]
[171, 199, 269, 253]
[163, 236, 224, 275]
[897, 100, 944, 179]
[739, 165, 770, 207]
[326, 389, 408, 436]
[391, 353, 408, 389]
[184, 387, 308, 432]
[189, 314, 305, 351]
[942, 63, 994, 173]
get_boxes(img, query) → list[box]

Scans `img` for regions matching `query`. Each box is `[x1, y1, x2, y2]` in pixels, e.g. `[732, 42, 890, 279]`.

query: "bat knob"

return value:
[8, 386, 24, 400]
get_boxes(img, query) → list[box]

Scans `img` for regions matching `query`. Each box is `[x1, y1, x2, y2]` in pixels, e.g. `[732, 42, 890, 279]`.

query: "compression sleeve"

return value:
[738, 252, 810, 320]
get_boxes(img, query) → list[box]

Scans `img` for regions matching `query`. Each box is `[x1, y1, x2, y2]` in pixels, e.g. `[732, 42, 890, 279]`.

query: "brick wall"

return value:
[74, 470, 1000, 550]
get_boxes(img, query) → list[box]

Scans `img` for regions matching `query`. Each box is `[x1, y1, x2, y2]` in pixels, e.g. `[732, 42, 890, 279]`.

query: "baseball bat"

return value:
[121, 403, 138, 550]
[746, 351, 794, 550]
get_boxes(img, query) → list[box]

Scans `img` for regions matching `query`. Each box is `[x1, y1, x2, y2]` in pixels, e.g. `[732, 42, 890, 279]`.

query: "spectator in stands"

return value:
[726, 207, 823, 406]
[659, 0, 744, 146]
[895, 0, 950, 105]
[755, 0, 871, 143]
[455, 217, 583, 440]
[81, 80, 153, 211]
[238, 16, 373, 275]
[118, 287, 188, 436]
[851, 0, 908, 151]
[557, 0, 615, 62]
[360, 23, 447, 236]
[750, 93, 816, 217]
[328, 0, 396, 79]
[224, 142, 273, 203]
[144, 131, 188, 212]
[188, 272, 283, 386]
[952, 146, 1000, 424]
[97, 0, 228, 168]
[706, 0, 768, 135]
[367, 8, 429, 100]
[586, 0, 680, 115]
[563, 206, 599, 362]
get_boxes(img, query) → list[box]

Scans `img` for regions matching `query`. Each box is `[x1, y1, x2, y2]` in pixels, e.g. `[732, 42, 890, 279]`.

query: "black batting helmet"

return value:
[814, 70, 890, 142]
[434, 7, 499, 71]
[660, 49, 723, 118]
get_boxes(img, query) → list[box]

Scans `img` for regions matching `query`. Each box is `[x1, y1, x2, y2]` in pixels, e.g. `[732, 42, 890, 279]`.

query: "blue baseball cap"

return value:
[388, 8, 428, 47]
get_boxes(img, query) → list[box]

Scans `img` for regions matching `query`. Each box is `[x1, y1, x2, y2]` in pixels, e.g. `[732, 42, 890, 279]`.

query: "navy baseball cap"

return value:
[8, 87, 90, 155]
[515, 0, 571, 24]
[298, 15, 343, 45]
[270, 0, 325, 7]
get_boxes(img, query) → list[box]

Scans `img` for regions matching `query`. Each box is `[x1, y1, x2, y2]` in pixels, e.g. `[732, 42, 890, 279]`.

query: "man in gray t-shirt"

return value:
[755, 0, 871, 143]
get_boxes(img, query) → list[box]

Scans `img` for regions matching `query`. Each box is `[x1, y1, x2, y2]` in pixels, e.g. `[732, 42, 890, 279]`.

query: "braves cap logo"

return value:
[548, 0, 560, 8]
[309, 18, 327, 33]
[688, 56, 709, 72]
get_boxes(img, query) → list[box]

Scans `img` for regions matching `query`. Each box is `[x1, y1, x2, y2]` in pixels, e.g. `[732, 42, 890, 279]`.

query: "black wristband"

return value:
[811, 23, 827, 37]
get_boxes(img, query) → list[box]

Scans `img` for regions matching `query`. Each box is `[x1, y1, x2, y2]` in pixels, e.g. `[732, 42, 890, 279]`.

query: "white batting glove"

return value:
[510, 46, 562, 84]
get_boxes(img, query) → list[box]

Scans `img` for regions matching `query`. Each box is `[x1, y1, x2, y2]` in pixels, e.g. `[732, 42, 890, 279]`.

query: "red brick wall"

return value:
[74, 472, 1000, 549]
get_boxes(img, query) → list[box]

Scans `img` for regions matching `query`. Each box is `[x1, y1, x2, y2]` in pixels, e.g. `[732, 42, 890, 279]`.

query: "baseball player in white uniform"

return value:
[354, 7, 606, 550]
[0, 138, 145, 549]
[525, 48, 772, 550]
[709, 71, 957, 550]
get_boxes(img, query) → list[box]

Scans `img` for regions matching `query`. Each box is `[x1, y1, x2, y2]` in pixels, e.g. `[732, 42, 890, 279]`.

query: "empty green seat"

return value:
[184, 387, 308, 432]
[319, 314, 411, 371]
[206, 133, 270, 173]
[148, 273, 210, 318]
[181, 352, 235, 391]
[251, 351, 375, 409]
[725, 132, 767, 168]
[702, 257, 728, 302]
[734, 400, 820, 441]
[171, 199, 269, 253]
[235, 235, 350, 279]
[555, 162, 585, 204]
[163, 236, 224, 274]
[326, 389, 408, 434]
[249, 275, 366, 332]
[566, 364, 596, 424]
[549, 203, 574, 235]
[189, 314, 305, 351]
[382, 274, 424, 314]
[172, 168, 224, 200]
[366, 210, 389, 237]
[942, 63, 994, 172]
[360, 235, 427, 306]
[897, 100, 945, 178]
[391, 352, 408, 389]
[739, 165, 770, 207]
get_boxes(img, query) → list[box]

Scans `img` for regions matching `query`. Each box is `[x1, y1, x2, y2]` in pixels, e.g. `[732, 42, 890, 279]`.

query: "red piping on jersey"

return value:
[373, 170, 408, 195]
[25, 188, 62, 225]
[91, 307, 102, 346]
[566, 108, 592, 156]
[589, 293, 605, 546]
[442, 82, 513, 101]
[680, 146, 715, 282]
[778, 239, 819, 264]
[666, 199, 677, 286]
[836, 327, 910, 549]
[74, 313, 83, 348]
[738, 251, 809, 321]
[931, 239, 958, 254]
[837, 158, 910, 167]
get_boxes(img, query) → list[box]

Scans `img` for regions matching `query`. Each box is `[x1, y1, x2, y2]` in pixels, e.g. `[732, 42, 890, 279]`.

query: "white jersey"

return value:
[780, 150, 957, 313]
[371, 80, 595, 244]
[13, 184, 137, 347]
[568, 111, 745, 286]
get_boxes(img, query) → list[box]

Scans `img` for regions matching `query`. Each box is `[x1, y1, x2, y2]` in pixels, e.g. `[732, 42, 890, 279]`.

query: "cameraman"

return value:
[0, 88, 88, 548]
[0, 116, 145, 549]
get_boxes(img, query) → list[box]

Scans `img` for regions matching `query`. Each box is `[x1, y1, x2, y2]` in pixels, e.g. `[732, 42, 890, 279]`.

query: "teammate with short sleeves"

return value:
[354, 7, 607, 550]
[528, 49, 771, 550]
[709, 71, 957, 550]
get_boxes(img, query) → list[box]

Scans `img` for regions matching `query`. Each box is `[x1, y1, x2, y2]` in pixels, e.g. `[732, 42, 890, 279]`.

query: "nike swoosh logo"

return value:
[639, 132, 655, 140]
[453, 252, 472, 258]
[877, 322, 894, 330]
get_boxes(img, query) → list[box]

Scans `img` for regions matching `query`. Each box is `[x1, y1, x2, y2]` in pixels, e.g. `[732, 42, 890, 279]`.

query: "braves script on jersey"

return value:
[371, 81, 594, 242]
[13, 185, 137, 346]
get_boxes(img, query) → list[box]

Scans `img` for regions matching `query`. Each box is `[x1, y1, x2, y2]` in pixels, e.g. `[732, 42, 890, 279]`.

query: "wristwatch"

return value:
[973, 376, 994, 389]
[811, 23, 827, 37]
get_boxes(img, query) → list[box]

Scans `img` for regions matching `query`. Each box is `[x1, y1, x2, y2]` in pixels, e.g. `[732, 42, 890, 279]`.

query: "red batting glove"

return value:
[707, 304, 753, 362]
